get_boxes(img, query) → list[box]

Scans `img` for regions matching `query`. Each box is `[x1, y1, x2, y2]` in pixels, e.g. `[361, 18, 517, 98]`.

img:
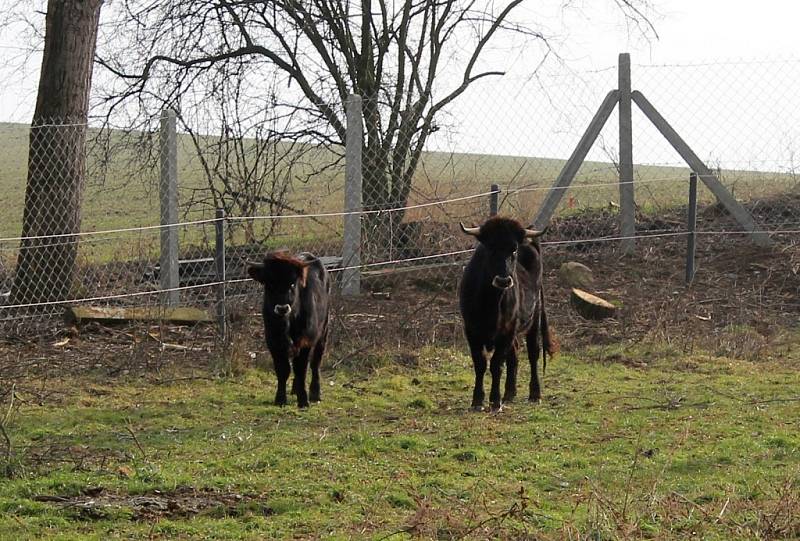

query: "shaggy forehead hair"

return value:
[478, 217, 526, 243]
[262, 252, 307, 273]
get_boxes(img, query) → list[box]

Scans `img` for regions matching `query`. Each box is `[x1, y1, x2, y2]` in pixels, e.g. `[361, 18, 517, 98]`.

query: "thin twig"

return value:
[152, 376, 213, 385]
[716, 497, 730, 523]
[0, 384, 15, 465]
[671, 491, 711, 518]
[125, 423, 147, 461]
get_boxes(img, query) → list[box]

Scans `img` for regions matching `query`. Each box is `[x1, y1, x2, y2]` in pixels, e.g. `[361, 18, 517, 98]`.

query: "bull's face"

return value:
[489, 242, 519, 290]
[248, 257, 309, 319]
[460, 219, 545, 291]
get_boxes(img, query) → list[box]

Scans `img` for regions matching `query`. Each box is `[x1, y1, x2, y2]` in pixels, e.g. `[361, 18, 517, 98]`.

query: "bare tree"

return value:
[96, 0, 653, 253]
[175, 61, 325, 244]
[11, 0, 104, 306]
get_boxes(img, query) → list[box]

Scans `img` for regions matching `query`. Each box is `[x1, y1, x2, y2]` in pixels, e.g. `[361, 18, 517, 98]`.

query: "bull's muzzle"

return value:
[492, 275, 514, 290]
[274, 304, 292, 316]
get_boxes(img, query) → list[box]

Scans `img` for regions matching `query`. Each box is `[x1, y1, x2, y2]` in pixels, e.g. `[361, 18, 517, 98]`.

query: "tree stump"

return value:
[570, 288, 617, 320]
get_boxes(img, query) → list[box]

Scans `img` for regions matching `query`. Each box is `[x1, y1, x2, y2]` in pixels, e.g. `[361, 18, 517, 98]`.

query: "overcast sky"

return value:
[432, 0, 800, 166]
[2, 1, 799, 121]
[1, 1, 799, 167]
[540, 0, 800, 67]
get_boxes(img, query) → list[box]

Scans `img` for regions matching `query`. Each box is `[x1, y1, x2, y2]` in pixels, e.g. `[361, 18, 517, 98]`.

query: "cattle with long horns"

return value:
[458, 217, 558, 411]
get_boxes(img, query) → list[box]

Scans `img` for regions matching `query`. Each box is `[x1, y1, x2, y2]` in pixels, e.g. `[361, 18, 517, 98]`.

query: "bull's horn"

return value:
[524, 226, 548, 239]
[459, 222, 480, 236]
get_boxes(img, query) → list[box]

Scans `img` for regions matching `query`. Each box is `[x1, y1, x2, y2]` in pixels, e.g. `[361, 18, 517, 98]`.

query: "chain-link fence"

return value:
[1, 57, 799, 357]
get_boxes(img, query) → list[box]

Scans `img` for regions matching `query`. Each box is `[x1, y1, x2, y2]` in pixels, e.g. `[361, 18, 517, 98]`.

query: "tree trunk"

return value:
[10, 0, 103, 307]
[361, 142, 398, 261]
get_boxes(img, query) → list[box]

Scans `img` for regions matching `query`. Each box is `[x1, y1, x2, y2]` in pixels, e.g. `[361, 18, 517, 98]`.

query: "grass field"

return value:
[1, 341, 798, 540]
[2, 122, 797, 240]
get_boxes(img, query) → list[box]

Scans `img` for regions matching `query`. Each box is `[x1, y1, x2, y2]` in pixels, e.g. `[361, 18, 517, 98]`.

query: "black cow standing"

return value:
[248, 252, 331, 408]
[459, 217, 558, 411]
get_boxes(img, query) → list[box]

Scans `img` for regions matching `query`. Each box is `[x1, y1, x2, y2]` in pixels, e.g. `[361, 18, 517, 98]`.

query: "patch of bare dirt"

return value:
[32, 485, 271, 520]
[1, 196, 799, 380]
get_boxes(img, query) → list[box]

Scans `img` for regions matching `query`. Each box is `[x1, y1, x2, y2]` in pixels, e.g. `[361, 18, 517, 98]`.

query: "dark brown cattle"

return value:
[458, 217, 558, 411]
[248, 252, 331, 408]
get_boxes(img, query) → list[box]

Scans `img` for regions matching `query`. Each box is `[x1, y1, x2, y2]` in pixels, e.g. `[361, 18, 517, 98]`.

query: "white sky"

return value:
[2, 1, 799, 121]
[428, 0, 800, 166]
[539, 0, 800, 67]
[1, 1, 799, 167]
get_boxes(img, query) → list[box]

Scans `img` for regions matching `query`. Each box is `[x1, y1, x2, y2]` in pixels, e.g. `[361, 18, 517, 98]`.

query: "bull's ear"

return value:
[460, 222, 480, 237]
[299, 266, 309, 288]
[247, 262, 266, 283]
[524, 226, 548, 239]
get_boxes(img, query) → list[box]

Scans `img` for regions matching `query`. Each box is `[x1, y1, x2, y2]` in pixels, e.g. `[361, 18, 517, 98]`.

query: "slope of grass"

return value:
[0, 344, 798, 539]
[2, 121, 797, 271]
[3, 122, 795, 237]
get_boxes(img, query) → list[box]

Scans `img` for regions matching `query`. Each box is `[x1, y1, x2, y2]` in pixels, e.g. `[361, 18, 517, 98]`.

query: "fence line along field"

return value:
[2, 121, 797, 255]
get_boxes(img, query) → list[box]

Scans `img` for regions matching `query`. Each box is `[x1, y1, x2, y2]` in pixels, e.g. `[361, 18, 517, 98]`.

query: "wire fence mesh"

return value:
[1, 57, 799, 352]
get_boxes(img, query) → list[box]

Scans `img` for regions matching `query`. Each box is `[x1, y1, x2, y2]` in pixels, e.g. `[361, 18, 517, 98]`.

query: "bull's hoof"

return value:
[502, 393, 516, 403]
[309, 394, 321, 403]
[490, 402, 504, 413]
[470, 403, 485, 412]
[528, 395, 541, 403]
[274, 397, 288, 407]
[297, 400, 310, 409]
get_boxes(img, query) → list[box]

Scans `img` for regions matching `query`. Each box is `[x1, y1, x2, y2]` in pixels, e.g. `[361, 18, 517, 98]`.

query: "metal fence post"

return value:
[214, 208, 227, 342]
[342, 94, 363, 296]
[160, 108, 180, 306]
[618, 53, 636, 253]
[686, 173, 698, 285]
[489, 184, 499, 216]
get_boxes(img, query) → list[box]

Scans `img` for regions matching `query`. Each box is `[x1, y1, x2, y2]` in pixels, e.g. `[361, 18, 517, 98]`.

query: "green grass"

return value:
[2, 121, 797, 243]
[1, 344, 798, 539]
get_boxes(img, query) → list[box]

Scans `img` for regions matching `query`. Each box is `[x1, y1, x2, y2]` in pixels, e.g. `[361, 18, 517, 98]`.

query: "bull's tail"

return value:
[540, 288, 559, 373]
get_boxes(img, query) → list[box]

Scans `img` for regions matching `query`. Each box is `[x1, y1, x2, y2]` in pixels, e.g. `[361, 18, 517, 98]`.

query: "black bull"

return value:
[458, 217, 558, 411]
[248, 252, 331, 408]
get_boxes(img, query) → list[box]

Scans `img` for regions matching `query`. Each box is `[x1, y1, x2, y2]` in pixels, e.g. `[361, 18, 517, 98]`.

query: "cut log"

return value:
[570, 288, 617, 320]
[558, 262, 595, 289]
[64, 305, 213, 326]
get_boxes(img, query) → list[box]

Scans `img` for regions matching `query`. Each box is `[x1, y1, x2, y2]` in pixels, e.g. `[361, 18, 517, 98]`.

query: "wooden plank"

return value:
[631, 90, 771, 247]
[532, 90, 620, 230]
[318, 255, 344, 269]
[64, 305, 214, 326]
[361, 260, 463, 277]
[145, 255, 343, 285]
[618, 53, 635, 253]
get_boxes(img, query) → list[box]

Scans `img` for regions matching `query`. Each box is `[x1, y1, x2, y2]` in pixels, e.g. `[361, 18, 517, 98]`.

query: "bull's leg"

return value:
[273, 354, 291, 407]
[292, 348, 311, 408]
[467, 339, 487, 411]
[309, 335, 326, 403]
[488, 338, 510, 411]
[526, 315, 542, 402]
[503, 342, 519, 403]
